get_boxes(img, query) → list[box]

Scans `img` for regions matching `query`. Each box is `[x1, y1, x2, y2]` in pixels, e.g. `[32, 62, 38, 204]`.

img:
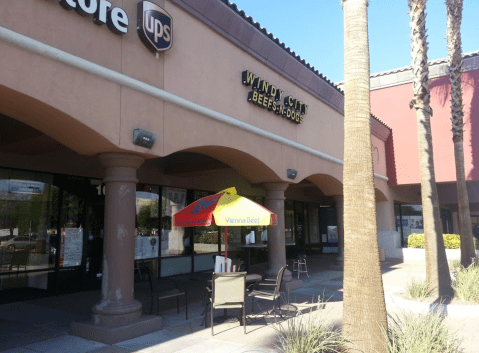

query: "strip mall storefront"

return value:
[0, 0, 395, 342]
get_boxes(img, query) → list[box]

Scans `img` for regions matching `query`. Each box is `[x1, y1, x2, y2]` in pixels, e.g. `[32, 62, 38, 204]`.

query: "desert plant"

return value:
[406, 278, 435, 300]
[453, 262, 479, 303]
[383, 310, 463, 353]
[449, 259, 462, 273]
[276, 314, 350, 353]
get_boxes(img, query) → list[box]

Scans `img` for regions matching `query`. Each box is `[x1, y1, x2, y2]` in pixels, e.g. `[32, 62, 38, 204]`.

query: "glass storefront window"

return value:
[59, 191, 83, 268]
[285, 201, 295, 244]
[193, 225, 219, 254]
[395, 204, 423, 247]
[161, 187, 187, 257]
[135, 185, 160, 260]
[0, 169, 59, 292]
[308, 203, 320, 244]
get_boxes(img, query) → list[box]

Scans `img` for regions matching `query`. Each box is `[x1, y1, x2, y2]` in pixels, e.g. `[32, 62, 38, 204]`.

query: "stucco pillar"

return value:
[92, 153, 144, 324]
[263, 183, 292, 281]
[72, 153, 162, 344]
[333, 196, 344, 261]
[376, 198, 396, 232]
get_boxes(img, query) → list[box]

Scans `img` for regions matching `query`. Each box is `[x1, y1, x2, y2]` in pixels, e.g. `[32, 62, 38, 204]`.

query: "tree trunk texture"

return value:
[408, 0, 453, 297]
[446, 0, 477, 267]
[342, 1, 387, 352]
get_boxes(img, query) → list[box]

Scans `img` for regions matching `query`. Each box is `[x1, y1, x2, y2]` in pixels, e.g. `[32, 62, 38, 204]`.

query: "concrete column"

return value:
[376, 197, 396, 232]
[333, 196, 344, 261]
[92, 153, 144, 324]
[72, 153, 162, 344]
[263, 183, 292, 281]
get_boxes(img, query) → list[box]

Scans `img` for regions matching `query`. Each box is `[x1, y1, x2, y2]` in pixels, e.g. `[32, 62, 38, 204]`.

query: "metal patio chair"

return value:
[292, 253, 309, 279]
[248, 265, 287, 322]
[145, 266, 187, 320]
[208, 272, 247, 335]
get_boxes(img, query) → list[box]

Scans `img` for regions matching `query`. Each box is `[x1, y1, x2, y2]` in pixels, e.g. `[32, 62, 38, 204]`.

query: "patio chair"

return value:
[9, 250, 29, 275]
[208, 272, 247, 335]
[292, 253, 309, 279]
[248, 265, 287, 322]
[145, 266, 187, 320]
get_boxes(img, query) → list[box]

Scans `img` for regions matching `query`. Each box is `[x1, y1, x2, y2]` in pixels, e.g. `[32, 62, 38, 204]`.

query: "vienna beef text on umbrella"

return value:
[173, 187, 277, 269]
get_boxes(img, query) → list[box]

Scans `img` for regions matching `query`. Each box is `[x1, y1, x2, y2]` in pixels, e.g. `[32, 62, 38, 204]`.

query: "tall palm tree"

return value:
[446, 0, 476, 267]
[408, 0, 453, 297]
[342, 1, 387, 351]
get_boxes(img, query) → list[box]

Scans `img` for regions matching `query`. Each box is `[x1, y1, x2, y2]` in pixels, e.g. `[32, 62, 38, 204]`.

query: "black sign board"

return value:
[137, 1, 173, 53]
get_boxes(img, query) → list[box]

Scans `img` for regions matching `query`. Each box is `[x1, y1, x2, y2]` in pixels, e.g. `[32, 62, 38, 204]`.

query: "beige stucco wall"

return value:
[0, 0, 363, 193]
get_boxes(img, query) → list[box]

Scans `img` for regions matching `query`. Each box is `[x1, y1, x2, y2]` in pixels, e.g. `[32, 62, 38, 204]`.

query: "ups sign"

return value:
[137, 1, 173, 53]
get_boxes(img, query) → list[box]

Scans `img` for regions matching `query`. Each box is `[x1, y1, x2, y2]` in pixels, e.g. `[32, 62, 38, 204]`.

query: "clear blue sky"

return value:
[232, 0, 479, 83]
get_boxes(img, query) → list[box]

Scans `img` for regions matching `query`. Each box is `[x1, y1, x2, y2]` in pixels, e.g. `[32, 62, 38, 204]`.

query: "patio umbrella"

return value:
[173, 187, 277, 268]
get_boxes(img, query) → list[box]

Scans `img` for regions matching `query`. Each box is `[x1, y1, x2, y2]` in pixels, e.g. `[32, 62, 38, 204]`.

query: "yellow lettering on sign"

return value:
[243, 70, 256, 86]
[276, 90, 284, 101]
[288, 96, 294, 107]
[267, 98, 273, 111]
[262, 96, 269, 108]
[269, 85, 277, 98]
[257, 93, 263, 106]
[261, 81, 269, 94]
[252, 91, 258, 103]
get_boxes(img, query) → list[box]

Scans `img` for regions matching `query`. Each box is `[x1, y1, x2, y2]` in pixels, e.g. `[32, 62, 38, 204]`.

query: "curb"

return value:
[385, 290, 479, 318]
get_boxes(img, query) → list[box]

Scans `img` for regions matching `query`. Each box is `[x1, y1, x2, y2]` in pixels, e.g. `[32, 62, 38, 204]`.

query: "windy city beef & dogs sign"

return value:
[242, 70, 308, 124]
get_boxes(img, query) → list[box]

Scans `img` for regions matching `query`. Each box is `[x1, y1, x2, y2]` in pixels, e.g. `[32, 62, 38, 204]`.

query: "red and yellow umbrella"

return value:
[173, 187, 277, 265]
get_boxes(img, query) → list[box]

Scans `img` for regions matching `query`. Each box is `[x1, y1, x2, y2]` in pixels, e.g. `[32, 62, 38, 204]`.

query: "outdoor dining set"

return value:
[142, 186, 290, 335]
[145, 256, 288, 336]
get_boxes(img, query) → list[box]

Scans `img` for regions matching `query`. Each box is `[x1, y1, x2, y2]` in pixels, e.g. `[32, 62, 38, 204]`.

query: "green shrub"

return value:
[24, 244, 37, 251]
[383, 311, 463, 353]
[407, 233, 425, 248]
[443, 234, 461, 249]
[194, 232, 224, 244]
[453, 262, 479, 303]
[276, 314, 349, 353]
[406, 278, 435, 301]
[408, 233, 477, 249]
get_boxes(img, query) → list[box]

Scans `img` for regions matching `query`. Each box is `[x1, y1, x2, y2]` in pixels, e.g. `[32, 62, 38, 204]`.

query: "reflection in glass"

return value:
[60, 191, 83, 268]
[161, 187, 186, 257]
[0, 169, 59, 292]
[308, 203, 320, 244]
[285, 201, 295, 244]
[135, 185, 160, 260]
[193, 225, 219, 254]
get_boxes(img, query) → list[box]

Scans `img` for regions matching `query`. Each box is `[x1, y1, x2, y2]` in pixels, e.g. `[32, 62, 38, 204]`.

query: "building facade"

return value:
[370, 51, 479, 246]
[0, 0, 398, 342]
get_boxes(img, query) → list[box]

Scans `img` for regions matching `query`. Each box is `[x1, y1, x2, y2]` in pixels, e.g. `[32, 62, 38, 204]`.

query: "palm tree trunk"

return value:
[446, 0, 476, 267]
[342, 1, 387, 351]
[408, 0, 453, 297]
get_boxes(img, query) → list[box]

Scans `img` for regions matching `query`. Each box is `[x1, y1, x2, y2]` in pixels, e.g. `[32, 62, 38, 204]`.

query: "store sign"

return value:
[242, 70, 308, 124]
[57, 0, 174, 52]
[7, 180, 43, 194]
[137, 1, 173, 53]
[58, 0, 129, 34]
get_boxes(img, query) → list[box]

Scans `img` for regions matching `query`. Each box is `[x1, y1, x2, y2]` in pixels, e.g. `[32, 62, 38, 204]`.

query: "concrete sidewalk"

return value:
[1, 256, 478, 353]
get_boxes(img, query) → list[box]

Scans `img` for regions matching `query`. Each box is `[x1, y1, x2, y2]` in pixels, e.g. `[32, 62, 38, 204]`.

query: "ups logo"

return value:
[137, 1, 172, 53]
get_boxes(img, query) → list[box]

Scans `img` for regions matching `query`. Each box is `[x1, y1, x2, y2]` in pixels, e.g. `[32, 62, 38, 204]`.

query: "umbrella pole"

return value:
[224, 226, 228, 272]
